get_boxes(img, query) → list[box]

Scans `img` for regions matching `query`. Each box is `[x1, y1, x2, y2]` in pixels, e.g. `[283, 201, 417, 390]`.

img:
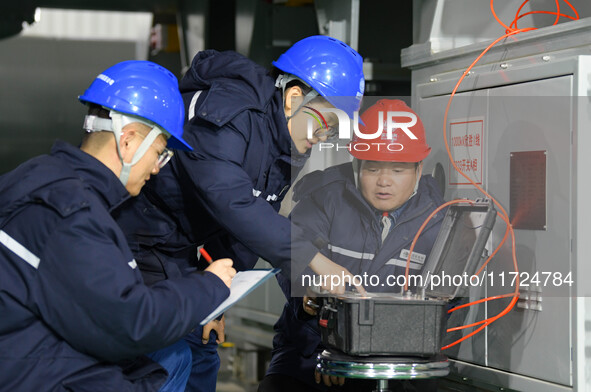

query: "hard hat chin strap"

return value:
[352, 158, 361, 189]
[275, 74, 319, 123]
[83, 110, 165, 186]
[110, 111, 164, 186]
[409, 163, 422, 199]
[410, 176, 420, 199]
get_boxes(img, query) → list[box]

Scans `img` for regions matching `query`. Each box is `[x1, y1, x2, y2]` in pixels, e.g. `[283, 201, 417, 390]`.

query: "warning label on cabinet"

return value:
[449, 118, 484, 185]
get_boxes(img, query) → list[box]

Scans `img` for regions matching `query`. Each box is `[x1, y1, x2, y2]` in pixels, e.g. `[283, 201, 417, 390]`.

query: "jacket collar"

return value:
[343, 173, 437, 226]
[180, 50, 277, 127]
[310, 163, 441, 226]
[181, 50, 306, 164]
[50, 141, 131, 212]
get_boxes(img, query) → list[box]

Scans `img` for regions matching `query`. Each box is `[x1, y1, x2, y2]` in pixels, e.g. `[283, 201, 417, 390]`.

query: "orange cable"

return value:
[510, 0, 578, 30]
[404, 29, 528, 335]
[402, 0, 579, 350]
[511, 11, 577, 30]
[443, 213, 520, 350]
[447, 319, 487, 333]
[512, 0, 532, 31]
[442, 293, 520, 350]
[554, 0, 562, 27]
[473, 211, 509, 276]
[440, 0, 578, 349]
[448, 293, 516, 314]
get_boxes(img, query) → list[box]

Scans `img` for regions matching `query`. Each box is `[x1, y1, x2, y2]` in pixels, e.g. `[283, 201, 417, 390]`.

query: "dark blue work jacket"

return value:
[267, 162, 446, 388]
[0, 141, 229, 392]
[115, 50, 309, 282]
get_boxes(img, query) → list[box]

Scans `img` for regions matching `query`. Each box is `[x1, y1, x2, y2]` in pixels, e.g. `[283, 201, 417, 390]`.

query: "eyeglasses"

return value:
[156, 148, 174, 169]
[135, 131, 174, 169]
[313, 125, 338, 140]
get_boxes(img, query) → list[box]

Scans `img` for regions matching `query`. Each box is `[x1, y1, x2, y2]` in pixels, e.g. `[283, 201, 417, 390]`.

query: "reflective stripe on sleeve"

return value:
[327, 244, 374, 260]
[188, 90, 203, 121]
[0, 230, 40, 269]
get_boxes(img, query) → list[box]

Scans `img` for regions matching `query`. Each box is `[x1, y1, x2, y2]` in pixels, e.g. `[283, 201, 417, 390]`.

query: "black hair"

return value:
[360, 160, 421, 168]
[87, 103, 110, 119]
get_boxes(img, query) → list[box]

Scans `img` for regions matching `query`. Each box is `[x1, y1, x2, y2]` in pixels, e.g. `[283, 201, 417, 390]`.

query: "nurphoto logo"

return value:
[306, 108, 419, 152]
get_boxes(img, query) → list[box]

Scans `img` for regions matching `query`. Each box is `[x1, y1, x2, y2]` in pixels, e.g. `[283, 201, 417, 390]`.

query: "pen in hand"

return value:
[199, 248, 235, 288]
[199, 247, 213, 264]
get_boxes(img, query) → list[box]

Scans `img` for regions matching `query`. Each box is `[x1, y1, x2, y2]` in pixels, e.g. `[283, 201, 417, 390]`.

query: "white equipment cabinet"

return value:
[403, 13, 591, 392]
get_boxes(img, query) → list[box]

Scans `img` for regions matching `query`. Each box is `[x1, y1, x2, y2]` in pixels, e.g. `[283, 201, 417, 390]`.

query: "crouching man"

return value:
[0, 61, 235, 392]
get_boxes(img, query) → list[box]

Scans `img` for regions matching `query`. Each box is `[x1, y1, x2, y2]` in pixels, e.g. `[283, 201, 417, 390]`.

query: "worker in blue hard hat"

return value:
[78, 60, 194, 193]
[0, 60, 235, 392]
[113, 35, 366, 392]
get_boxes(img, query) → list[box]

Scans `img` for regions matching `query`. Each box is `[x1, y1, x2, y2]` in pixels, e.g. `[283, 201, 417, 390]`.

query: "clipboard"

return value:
[200, 268, 280, 326]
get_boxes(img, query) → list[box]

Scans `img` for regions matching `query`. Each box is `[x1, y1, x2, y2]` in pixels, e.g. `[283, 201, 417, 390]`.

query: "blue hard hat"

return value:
[273, 35, 365, 119]
[79, 60, 192, 151]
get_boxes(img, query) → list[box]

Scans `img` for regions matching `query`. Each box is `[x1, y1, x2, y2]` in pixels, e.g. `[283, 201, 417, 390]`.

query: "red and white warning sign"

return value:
[449, 118, 484, 185]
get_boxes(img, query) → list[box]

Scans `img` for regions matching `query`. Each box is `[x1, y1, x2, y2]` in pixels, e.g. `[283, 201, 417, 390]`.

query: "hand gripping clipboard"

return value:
[200, 268, 280, 326]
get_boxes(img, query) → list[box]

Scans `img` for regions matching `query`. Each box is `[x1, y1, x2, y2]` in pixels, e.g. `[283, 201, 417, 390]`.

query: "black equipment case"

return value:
[318, 199, 497, 357]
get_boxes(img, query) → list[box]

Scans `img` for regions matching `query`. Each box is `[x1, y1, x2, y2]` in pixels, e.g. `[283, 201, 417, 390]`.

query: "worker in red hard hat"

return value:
[349, 98, 432, 214]
[261, 99, 443, 392]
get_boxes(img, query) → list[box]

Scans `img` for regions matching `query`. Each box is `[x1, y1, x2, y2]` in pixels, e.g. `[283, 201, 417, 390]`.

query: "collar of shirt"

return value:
[377, 199, 409, 227]
[50, 140, 131, 212]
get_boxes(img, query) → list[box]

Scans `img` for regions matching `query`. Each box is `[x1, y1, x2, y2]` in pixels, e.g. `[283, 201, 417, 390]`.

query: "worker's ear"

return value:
[118, 126, 138, 163]
[284, 85, 304, 113]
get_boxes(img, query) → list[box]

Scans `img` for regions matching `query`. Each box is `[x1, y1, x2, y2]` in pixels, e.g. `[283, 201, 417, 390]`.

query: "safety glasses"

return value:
[156, 148, 174, 169]
[313, 125, 338, 140]
[136, 131, 174, 169]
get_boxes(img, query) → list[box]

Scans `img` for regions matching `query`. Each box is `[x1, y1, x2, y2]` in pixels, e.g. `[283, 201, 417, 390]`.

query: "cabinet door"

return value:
[486, 76, 572, 386]
[419, 75, 572, 386]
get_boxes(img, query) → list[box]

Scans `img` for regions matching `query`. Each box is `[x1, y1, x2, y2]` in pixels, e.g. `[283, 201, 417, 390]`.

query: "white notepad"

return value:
[200, 268, 280, 326]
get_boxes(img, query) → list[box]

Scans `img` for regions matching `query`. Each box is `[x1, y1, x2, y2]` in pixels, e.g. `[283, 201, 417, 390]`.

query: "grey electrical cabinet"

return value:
[403, 16, 591, 392]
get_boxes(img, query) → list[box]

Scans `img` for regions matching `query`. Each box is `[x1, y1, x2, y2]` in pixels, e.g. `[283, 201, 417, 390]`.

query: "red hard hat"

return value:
[349, 99, 431, 162]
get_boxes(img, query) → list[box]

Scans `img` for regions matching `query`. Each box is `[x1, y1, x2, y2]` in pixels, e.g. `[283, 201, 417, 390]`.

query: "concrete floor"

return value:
[215, 343, 260, 392]
[216, 381, 252, 392]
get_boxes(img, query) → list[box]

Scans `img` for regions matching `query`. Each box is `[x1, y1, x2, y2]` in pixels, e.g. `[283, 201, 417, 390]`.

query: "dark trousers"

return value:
[184, 328, 220, 392]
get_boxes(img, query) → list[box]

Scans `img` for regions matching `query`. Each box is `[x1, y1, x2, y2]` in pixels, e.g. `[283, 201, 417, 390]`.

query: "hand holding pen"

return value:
[200, 248, 236, 288]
